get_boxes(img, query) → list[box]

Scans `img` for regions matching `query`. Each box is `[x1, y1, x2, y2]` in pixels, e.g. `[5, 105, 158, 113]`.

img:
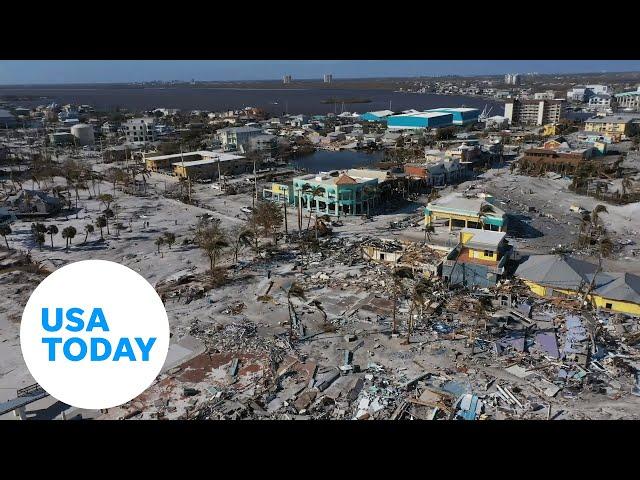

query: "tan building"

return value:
[504, 99, 566, 126]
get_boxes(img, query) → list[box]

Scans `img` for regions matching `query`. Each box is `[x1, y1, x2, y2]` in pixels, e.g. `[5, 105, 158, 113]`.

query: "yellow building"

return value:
[542, 124, 558, 136]
[584, 115, 639, 141]
[588, 272, 640, 317]
[515, 255, 640, 317]
[425, 193, 507, 232]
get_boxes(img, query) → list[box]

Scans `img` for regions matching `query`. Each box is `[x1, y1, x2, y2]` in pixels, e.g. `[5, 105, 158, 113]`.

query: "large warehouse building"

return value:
[359, 110, 395, 122]
[387, 111, 453, 130]
[427, 108, 480, 125]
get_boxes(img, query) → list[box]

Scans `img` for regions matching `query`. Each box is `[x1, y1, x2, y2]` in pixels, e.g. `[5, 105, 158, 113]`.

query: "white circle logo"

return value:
[20, 260, 170, 410]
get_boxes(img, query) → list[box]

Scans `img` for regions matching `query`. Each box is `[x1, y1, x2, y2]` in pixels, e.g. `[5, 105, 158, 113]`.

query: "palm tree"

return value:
[61, 226, 77, 251]
[46, 225, 58, 250]
[363, 185, 376, 216]
[0, 224, 12, 250]
[155, 237, 164, 256]
[31, 223, 46, 251]
[83, 224, 94, 244]
[163, 232, 176, 249]
[95, 216, 107, 240]
[478, 202, 495, 229]
[103, 208, 114, 235]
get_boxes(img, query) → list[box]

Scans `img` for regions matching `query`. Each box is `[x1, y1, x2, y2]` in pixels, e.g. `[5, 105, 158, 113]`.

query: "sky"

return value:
[0, 60, 639, 85]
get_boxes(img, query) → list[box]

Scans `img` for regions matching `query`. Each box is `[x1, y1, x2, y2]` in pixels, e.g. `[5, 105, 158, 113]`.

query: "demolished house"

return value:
[3, 189, 62, 217]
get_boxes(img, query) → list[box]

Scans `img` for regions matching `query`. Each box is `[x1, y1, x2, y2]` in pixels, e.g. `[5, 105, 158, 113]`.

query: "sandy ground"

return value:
[2, 158, 640, 420]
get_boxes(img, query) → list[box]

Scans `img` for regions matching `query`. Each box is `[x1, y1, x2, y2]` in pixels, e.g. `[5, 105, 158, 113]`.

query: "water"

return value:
[292, 150, 385, 173]
[0, 85, 503, 116]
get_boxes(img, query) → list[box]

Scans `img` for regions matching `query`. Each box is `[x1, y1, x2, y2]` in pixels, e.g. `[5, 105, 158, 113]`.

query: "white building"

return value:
[614, 87, 640, 112]
[588, 94, 613, 111]
[534, 90, 556, 100]
[585, 85, 611, 95]
[124, 117, 157, 143]
[216, 126, 263, 152]
[504, 73, 521, 85]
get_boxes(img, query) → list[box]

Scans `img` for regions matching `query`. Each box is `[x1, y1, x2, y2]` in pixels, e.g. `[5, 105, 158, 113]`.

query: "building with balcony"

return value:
[425, 193, 507, 232]
[124, 117, 156, 143]
[613, 86, 640, 111]
[404, 157, 465, 187]
[145, 150, 249, 179]
[263, 182, 295, 204]
[216, 126, 263, 152]
[292, 170, 379, 216]
[504, 99, 566, 126]
[441, 228, 512, 288]
[584, 114, 640, 141]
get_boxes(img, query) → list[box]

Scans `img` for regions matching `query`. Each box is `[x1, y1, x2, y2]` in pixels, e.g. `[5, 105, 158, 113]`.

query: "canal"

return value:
[290, 149, 385, 173]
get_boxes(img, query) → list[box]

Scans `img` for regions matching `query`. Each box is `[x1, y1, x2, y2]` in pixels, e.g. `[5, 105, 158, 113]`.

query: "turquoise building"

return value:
[359, 110, 395, 122]
[292, 171, 379, 216]
[387, 111, 453, 129]
[427, 108, 480, 125]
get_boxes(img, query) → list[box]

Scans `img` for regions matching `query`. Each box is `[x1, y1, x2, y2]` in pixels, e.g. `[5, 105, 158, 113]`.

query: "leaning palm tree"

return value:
[61, 226, 77, 251]
[83, 224, 94, 244]
[46, 225, 58, 250]
[0, 224, 12, 250]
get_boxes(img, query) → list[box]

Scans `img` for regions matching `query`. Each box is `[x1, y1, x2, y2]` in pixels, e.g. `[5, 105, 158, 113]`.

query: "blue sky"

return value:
[0, 60, 639, 85]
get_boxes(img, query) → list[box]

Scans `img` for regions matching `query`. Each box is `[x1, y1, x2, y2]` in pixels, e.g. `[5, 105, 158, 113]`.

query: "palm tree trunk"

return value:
[283, 200, 288, 236]
[50, 235, 54, 249]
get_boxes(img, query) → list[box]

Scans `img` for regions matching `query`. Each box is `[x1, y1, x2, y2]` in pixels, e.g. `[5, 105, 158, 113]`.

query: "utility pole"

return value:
[252, 157, 257, 209]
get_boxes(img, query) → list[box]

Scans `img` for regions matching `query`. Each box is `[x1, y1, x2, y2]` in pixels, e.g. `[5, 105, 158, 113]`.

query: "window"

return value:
[483, 250, 493, 257]
[605, 303, 613, 309]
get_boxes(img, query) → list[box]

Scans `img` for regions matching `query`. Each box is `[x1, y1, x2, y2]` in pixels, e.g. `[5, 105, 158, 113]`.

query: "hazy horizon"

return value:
[0, 60, 639, 86]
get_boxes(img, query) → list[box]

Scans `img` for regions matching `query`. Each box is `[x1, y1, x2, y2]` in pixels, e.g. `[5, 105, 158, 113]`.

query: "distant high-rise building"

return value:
[323, 74, 333, 84]
[283, 75, 292, 84]
[504, 73, 521, 86]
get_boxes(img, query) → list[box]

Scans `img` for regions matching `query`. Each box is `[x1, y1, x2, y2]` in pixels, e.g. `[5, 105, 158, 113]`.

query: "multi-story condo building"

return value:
[504, 99, 566, 126]
[124, 117, 156, 143]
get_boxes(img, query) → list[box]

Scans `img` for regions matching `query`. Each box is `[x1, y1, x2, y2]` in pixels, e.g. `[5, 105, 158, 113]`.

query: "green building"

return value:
[291, 171, 379, 216]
